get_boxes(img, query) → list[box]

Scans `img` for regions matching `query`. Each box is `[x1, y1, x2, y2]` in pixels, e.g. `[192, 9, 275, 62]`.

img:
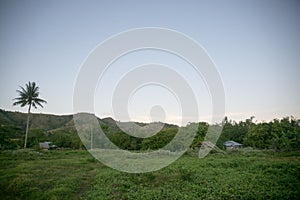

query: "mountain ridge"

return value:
[0, 109, 178, 133]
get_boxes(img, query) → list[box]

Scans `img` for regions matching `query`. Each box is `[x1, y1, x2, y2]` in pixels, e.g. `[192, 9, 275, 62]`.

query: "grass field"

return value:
[0, 149, 299, 199]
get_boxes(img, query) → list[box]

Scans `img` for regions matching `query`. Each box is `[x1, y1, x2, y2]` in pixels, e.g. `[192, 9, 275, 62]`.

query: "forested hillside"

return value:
[0, 109, 73, 131]
[0, 109, 299, 151]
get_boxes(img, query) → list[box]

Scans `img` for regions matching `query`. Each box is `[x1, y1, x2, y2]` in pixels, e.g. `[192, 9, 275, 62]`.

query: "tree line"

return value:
[217, 116, 300, 151]
[1, 116, 299, 151]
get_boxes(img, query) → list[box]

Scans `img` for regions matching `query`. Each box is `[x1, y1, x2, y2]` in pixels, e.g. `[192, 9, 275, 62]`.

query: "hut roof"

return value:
[223, 140, 242, 147]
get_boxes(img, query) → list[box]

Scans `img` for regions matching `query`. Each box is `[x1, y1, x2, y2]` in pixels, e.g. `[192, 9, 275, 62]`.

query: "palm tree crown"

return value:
[13, 82, 47, 108]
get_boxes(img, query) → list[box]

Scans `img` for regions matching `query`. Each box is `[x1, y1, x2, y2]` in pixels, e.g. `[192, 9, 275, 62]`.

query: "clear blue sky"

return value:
[0, 0, 299, 125]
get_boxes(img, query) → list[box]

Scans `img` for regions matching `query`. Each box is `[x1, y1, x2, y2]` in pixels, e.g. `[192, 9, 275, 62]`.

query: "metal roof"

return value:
[223, 140, 242, 147]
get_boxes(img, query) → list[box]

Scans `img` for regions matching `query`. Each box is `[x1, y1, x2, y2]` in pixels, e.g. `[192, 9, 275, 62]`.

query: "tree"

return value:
[13, 82, 47, 148]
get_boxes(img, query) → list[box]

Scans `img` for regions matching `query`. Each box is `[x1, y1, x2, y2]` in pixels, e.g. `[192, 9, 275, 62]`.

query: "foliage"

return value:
[84, 151, 299, 199]
[217, 116, 300, 151]
[12, 82, 47, 110]
[141, 128, 177, 150]
[0, 150, 100, 199]
[190, 122, 209, 148]
[0, 126, 22, 150]
[0, 109, 73, 131]
[243, 117, 300, 150]
[49, 130, 84, 149]
[1, 109, 299, 152]
[1, 150, 299, 199]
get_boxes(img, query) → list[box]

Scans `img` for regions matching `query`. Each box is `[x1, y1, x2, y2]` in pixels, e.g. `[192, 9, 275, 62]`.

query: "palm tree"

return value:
[13, 82, 47, 148]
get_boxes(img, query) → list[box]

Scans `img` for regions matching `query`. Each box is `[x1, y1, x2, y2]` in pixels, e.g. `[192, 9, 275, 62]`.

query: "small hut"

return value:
[223, 140, 242, 150]
[39, 142, 57, 150]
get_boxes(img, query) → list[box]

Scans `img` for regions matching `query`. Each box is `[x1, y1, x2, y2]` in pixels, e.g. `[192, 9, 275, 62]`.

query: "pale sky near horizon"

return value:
[0, 0, 299, 125]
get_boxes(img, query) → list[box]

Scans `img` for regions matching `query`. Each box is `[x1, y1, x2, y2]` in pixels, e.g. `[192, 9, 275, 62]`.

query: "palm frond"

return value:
[34, 98, 47, 108]
[13, 81, 47, 109]
[12, 100, 26, 106]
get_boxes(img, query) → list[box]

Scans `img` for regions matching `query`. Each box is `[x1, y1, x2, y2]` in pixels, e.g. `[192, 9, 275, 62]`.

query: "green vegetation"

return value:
[218, 116, 300, 151]
[1, 109, 299, 152]
[0, 150, 299, 199]
[0, 150, 100, 199]
[0, 110, 299, 199]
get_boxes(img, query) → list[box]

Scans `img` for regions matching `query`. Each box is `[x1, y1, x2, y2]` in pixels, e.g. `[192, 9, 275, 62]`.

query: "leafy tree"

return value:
[190, 122, 208, 148]
[26, 129, 47, 148]
[13, 82, 47, 148]
[141, 128, 177, 150]
[50, 131, 72, 148]
[244, 122, 271, 148]
[243, 117, 300, 150]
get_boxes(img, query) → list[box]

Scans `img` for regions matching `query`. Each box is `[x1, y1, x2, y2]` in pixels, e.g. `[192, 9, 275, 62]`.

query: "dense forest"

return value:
[0, 109, 299, 151]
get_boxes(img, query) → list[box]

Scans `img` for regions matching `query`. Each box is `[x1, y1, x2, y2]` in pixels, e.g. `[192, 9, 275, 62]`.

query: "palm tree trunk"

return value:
[24, 104, 31, 149]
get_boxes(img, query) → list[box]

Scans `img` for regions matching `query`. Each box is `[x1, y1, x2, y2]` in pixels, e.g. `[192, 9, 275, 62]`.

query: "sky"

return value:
[0, 0, 299, 125]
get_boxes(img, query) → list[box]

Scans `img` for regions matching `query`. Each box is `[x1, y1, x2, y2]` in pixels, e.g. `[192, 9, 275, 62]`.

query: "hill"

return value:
[0, 109, 73, 131]
[0, 109, 180, 150]
[0, 109, 178, 136]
